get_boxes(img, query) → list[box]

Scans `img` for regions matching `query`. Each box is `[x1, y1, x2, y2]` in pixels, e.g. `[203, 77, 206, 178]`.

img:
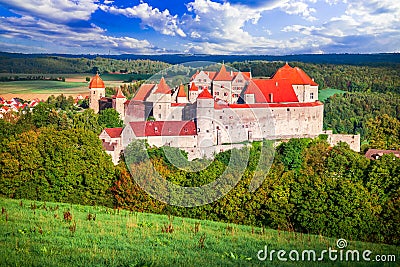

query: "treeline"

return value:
[114, 139, 399, 245]
[229, 61, 400, 93]
[0, 55, 170, 74]
[323, 92, 400, 142]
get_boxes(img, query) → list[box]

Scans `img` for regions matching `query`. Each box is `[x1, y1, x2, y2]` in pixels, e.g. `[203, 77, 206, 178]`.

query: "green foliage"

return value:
[366, 114, 400, 150]
[323, 92, 400, 140]
[277, 138, 311, 171]
[0, 128, 116, 206]
[98, 108, 123, 129]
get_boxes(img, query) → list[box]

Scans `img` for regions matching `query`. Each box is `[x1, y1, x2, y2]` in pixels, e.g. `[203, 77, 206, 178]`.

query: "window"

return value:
[158, 114, 161, 119]
[158, 105, 161, 109]
[224, 92, 228, 96]
[219, 116, 223, 119]
[215, 92, 220, 96]
[310, 92, 314, 100]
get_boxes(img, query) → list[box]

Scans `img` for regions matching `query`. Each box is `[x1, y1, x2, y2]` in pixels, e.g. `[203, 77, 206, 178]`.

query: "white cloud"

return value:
[100, 3, 187, 37]
[0, 15, 158, 54]
[0, 0, 100, 22]
[279, 1, 317, 21]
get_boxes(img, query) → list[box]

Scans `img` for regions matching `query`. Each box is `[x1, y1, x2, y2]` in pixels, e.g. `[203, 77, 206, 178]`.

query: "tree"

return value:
[98, 108, 123, 129]
[366, 114, 400, 150]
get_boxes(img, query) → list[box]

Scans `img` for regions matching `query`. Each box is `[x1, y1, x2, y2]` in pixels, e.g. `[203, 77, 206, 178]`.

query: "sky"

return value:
[0, 0, 399, 55]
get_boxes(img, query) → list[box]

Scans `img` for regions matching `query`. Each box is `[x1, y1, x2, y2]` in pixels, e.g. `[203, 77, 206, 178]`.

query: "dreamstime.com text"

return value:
[257, 239, 397, 263]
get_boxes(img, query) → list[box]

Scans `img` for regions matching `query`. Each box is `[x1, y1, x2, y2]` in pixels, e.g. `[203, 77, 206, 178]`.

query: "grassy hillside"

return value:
[0, 197, 398, 266]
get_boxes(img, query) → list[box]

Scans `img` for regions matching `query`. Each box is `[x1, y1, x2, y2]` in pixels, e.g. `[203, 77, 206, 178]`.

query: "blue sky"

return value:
[0, 0, 399, 55]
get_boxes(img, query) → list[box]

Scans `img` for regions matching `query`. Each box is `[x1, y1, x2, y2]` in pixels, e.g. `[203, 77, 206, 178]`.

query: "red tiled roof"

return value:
[214, 64, 233, 81]
[198, 88, 213, 99]
[89, 73, 105, 89]
[171, 103, 187, 107]
[226, 101, 323, 109]
[113, 87, 126, 99]
[128, 121, 197, 137]
[365, 149, 400, 160]
[104, 127, 123, 138]
[189, 83, 199, 91]
[177, 84, 187, 97]
[272, 63, 318, 86]
[132, 84, 155, 101]
[246, 79, 299, 103]
[154, 77, 172, 94]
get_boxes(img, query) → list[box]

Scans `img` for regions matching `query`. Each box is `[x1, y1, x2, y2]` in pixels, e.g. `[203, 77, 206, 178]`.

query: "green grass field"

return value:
[318, 88, 346, 102]
[0, 197, 398, 266]
[0, 80, 88, 95]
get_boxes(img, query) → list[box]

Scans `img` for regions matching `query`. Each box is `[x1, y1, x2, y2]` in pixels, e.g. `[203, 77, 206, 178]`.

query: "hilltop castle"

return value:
[92, 63, 360, 164]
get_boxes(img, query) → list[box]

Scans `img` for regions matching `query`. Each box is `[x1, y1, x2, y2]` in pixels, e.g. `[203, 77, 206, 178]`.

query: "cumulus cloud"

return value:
[0, 0, 100, 22]
[279, 0, 317, 21]
[100, 2, 187, 37]
[0, 15, 159, 54]
[280, 0, 400, 53]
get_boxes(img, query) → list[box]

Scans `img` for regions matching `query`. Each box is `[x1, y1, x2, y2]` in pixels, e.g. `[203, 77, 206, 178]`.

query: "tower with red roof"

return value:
[152, 77, 172, 121]
[112, 87, 127, 120]
[89, 73, 106, 113]
[271, 63, 318, 102]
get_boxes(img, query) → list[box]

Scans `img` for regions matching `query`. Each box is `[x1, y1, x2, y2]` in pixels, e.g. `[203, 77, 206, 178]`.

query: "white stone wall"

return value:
[212, 81, 232, 103]
[112, 98, 126, 120]
[292, 85, 319, 103]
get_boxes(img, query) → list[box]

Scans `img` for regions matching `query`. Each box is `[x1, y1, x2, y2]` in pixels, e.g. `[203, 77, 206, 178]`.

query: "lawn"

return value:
[0, 197, 398, 266]
[318, 88, 346, 102]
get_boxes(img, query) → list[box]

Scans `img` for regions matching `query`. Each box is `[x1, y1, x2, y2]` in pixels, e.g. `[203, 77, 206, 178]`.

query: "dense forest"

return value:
[323, 92, 400, 142]
[0, 55, 170, 74]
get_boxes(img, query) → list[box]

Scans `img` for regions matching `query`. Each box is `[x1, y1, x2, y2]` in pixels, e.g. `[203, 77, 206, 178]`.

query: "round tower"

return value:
[89, 73, 105, 113]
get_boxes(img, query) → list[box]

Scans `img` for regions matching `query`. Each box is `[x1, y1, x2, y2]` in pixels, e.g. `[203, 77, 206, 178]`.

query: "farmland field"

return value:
[0, 197, 398, 266]
[318, 88, 346, 102]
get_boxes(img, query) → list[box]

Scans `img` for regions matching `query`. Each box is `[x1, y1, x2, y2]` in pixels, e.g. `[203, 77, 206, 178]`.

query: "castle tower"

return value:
[89, 73, 105, 113]
[112, 87, 127, 120]
[153, 77, 172, 121]
[189, 83, 199, 103]
[213, 63, 233, 103]
[177, 84, 189, 103]
[196, 88, 215, 151]
[271, 63, 319, 103]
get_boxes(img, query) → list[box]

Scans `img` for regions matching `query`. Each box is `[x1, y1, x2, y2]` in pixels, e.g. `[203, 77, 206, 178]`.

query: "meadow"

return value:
[318, 88, 346, 102]
[0, 197, 398, 266]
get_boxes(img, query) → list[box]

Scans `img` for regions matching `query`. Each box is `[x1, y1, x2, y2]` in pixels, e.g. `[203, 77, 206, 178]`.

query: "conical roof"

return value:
[89, 73, 105, 89]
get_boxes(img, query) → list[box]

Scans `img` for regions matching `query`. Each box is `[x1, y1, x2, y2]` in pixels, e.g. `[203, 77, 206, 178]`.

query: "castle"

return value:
[92, 63, 360, 165]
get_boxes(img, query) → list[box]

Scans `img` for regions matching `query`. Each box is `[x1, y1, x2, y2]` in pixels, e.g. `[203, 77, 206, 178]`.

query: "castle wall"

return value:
[271, 104, 323, 139]
[326, 133, 361, 152]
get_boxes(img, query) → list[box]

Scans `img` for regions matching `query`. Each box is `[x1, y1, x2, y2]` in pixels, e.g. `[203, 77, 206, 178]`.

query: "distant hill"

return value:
[1, 52, 400, 66]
